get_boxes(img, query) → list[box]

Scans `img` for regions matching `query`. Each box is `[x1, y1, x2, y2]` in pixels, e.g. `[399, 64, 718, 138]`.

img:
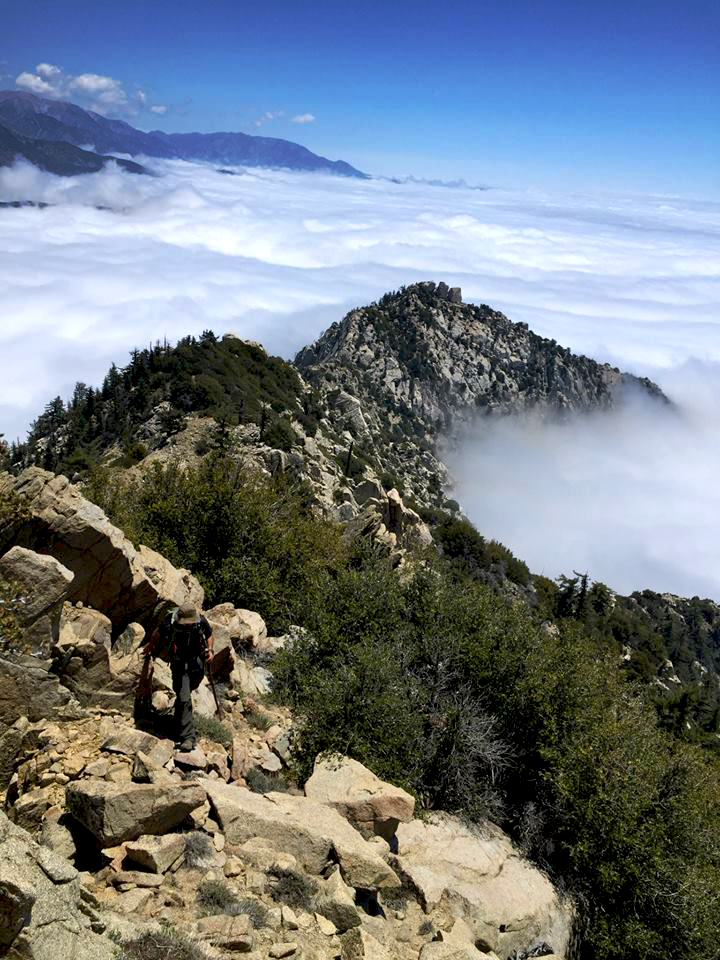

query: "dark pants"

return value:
[171, 656, 205, 744]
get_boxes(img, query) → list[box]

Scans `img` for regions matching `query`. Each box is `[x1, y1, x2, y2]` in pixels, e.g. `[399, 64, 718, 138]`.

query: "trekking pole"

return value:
[137, 654, 154, 712]
[206, 657, 224, 720]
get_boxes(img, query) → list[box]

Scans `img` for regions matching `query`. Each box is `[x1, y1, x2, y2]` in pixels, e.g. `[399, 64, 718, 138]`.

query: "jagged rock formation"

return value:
[393, 815, 570, 958]
[0, 546, 73, 650]
[305, 755, 416, 841]
[296, 281, 667, 505]
[0, 809, 116, 960]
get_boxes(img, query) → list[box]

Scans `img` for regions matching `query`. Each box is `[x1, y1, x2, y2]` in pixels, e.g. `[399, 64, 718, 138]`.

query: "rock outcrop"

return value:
[296, 281, 667, 506]
[0, 468, 203, 632]
[0, 655, 79, 736]
[393, 814, 571, 958]
[306, 755, 415, 841]
[0, 546, 74, 653]
[0, 810, 116, 960]
[204, 779, 401, 891]
[66, 779, 207, 846]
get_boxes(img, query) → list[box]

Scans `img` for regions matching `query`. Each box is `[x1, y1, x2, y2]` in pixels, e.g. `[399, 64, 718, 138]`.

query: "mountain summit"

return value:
[296, 282, 667, 499]
[0, 91, 367, 178]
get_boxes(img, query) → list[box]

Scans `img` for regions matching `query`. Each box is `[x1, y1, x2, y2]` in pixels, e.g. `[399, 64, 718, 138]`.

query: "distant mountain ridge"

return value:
[0, 121, 146, 176]
[0, 91, 367, 178]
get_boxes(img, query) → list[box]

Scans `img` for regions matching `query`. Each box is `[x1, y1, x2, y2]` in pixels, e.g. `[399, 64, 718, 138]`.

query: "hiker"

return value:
[143, 603, 214, 751]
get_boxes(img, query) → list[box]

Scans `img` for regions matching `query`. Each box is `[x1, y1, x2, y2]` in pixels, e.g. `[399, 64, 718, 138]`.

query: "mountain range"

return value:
[0, 91, 367, 178]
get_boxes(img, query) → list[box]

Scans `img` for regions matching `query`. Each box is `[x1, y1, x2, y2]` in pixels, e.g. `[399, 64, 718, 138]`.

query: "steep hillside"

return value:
[297, 280, 665, 423]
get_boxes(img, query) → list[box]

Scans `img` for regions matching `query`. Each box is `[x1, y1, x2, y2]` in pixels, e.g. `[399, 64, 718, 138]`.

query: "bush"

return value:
[117, 928, 209, 960]
[266, 866, 317, 911]
[84, 456, 346, 634]
[263, 417, 298, 452]
[183, 832, 214, 868]
[274, 557, 720, 959]
[196, 879, 268, 928]
[194, 714, 232, 747]
[245, 706, 273, 732]
[196, 879, 238, 914]
[430, 513, 530, 586]
[245, 767, 288, 795]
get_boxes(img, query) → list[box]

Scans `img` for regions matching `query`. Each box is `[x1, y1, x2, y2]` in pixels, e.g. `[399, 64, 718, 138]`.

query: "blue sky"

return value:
[3, 0, 719, 193]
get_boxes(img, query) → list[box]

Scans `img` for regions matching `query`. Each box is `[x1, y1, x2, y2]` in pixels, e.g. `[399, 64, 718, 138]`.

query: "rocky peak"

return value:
[294, 281, 667, 506]
[296, 281, 666, 434]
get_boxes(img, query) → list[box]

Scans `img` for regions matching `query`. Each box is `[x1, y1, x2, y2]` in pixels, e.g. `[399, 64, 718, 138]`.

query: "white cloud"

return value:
[14, 63, 165, 117]
[68, 73, 129, 110]
[252, 111, 285, 128]
[36, 63, 62, 79]
[15, 71, 57, 96]
[150, 104, 168, 115]
[291, 113, 316, 124]
[0, 159, 719, 598]
[447, 370, 720, 599]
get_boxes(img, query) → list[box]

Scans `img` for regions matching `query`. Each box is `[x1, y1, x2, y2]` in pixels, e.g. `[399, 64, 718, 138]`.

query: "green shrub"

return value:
[245, 767, 288, 795]
[245, 707, 273, 732]
[196, 879, 268, 928]
[194, 714, 232, 747]
[196, 879, 238, 914]
[84, 456, 346, 634]
[263, 417, 298, 452]
[275, 557, 720, 959]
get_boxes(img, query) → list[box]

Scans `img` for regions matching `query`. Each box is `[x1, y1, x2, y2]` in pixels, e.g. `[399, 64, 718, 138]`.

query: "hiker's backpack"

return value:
[154, 609, 211, 662]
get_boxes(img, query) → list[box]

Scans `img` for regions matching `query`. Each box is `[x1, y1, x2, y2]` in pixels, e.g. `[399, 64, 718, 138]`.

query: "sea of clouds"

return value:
[1, 158, 719, 598]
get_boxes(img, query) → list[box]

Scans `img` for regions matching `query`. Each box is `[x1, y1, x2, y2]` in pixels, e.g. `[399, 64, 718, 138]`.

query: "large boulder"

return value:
[0, 654, 79, 736]
[0, 468, 203, 632]
[205, 603, 268, 653]
[341, 927, 393, 960]
[393, 815, 571, 959]
[305, 755, 415, 841]
[204, 779, 400, 892]
[51, 603, 155, 710]
[66, 778, 206, 846]
[125, 833, 185, 874]
[0, 809, 117, 960]
[0, 546, 74, 653]
[53, 607, 180, 713]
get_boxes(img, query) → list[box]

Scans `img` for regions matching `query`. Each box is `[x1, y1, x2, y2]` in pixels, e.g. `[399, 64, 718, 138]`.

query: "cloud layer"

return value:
[1, 159, 719, 598]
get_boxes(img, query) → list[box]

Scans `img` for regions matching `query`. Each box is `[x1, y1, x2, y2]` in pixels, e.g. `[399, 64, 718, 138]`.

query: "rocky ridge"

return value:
[295, 282, 667, 506]
[0, 470, 571, 960]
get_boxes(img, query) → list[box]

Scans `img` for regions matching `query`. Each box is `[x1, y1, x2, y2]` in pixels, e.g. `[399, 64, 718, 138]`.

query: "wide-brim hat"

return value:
[176, 603, 201, 625]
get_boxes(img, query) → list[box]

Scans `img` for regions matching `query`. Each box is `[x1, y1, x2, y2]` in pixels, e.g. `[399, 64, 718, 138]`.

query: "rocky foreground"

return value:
[0, 467, 571, 960]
